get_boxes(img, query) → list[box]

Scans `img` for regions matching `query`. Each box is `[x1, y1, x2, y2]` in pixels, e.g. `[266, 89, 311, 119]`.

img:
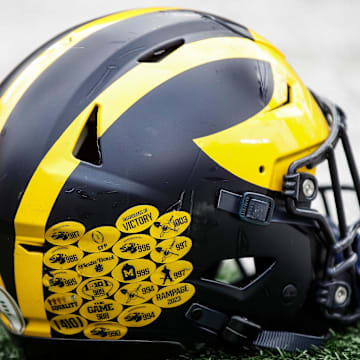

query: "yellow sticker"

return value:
[76, 277, 119, 300]
[152, 283, 195, 308]
[79, 299, 123, 322]
[116, 205, 159, 233]
[150, 211, 191, 239]
[50, 314, 87, 335]
[78, 226, 120, 253]
[115, 282, 158, 306]
[150, 260, 193, 286]
[112, 259, 156, 283]
[84, 322, 127, 340]
[112, 234, 156, 260]
[76, 252, 118, 277]
[45, 221, 86, 245]
[44, 245, 84, 270]
[150, 237, 192, 263]
[117, 304, 161, 327]
[45, 293, 83, 315]
[43, 270, 82, 293]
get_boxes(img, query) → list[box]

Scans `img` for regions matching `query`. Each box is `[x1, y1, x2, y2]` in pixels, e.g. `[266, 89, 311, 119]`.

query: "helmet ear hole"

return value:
[259, 165, 265, 174]
[203, 257, 275, 289]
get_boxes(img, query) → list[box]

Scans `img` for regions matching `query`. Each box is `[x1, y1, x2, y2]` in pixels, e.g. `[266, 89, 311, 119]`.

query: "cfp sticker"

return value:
[150, 237, 192, 264]
[44, 246, 84, 270]
[45, 221, 85, 246]
[150, 211, 191, 239]
[84, 322, 127, 340]
[79, 299, 123, 322]
[116, 205, 159, 233]
[150, 260, 193, 286]
[45, 293, 83, 315]
[115, 282, 158, 306]
[78, 226, 120, 253]
[112, 259, 156, 283]
[76, 277, 119, 300]
[153, 283, 195, 308]
[117, 304, 161, 328]
[43, 270, 82, 293]
[50, 314, 87, 335]
[76, 252, 118, 277]
[112, 234, 156, 260]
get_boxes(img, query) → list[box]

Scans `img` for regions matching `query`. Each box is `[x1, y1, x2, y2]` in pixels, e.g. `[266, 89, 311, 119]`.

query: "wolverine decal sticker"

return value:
[150, 211, 191, 239]
[84, 322, 127, 340]
[76, 277, 119, 300]
[76, 252, 119, 277]
[45, 293, 83, 315]
[112, 234, 156, 259]
[151, 261, 193, 286]
[115, 282, 158, 305]
[50, 314, 87, 335]
[79, 299, 123, 321]
[117, 304, 161, 327]
[44, 246, 84, 270]
[78, 226, 120, 253]
[116, 205, 159, 233]
[43, 207, 195, 337]
[43, 270, 82, 293]
[150, 237, 192, 263]
[45, 221, 85, 246]
[152, 283, 195, 308]
[112, 259, 156, 283]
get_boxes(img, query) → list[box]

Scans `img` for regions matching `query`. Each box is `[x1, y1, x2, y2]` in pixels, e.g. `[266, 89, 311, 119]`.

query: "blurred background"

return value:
[1, 0, 359, 217]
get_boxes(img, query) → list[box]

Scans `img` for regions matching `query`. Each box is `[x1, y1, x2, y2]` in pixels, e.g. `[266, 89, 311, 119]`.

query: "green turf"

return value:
[1, 323, 360, 360]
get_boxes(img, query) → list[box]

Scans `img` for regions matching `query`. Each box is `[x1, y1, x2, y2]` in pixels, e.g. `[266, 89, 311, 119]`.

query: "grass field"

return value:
[1, 323, 360, 360]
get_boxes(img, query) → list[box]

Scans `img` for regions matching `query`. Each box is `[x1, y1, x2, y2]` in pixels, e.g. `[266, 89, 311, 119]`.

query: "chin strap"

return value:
[186, 303, 327, 351]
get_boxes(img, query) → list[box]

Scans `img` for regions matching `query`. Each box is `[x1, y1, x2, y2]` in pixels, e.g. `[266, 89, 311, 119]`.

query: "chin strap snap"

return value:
[186, 303, 327, 351]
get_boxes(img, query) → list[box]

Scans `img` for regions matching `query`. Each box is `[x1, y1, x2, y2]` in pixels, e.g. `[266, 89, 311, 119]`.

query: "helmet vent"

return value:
[204, 257, 275, 289]
[270, 84, 291, 111]
[138, 39, 185, 63]
[73, 105, 102, 166]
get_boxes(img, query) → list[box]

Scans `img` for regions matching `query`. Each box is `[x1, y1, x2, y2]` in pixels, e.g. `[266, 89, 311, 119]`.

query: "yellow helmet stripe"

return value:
[0, 7, 175, 134]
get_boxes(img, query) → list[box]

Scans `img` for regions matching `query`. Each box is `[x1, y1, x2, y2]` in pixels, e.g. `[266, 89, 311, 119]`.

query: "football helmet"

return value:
[0, 7, 359, 358]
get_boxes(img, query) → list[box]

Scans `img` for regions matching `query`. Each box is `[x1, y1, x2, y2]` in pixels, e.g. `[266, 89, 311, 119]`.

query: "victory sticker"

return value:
[116, 205, 159, 233]
[76, 252, 118, 277]
[79, 299, 123, 322]
[115, 282, 158, 306]
[84, 322, 127, 340]
[44, 246, 84, 270]
[45, 293, 82, 315]
[45, 221, 85, 246]
[150, 237, 192, 263]
[76, 277, 119, 300]
[112, 259, 156, 283]
[78, 226, 120, 253]
[50, 314, 87, 335]
[150, 260, 193, 286]
[150, 211, 191, 239]
[112, 234, 156, 260]
[43, 270, 82, 293]
[153, 283, 195, 308]
[117, 304, 161, 328]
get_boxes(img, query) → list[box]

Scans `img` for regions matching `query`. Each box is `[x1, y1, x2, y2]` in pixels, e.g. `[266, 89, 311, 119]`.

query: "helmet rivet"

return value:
[190, 308, 203, 321]
[334, 286, 348, 305]
[282, 284, 297, 303]
[302, 178, 316, 198]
